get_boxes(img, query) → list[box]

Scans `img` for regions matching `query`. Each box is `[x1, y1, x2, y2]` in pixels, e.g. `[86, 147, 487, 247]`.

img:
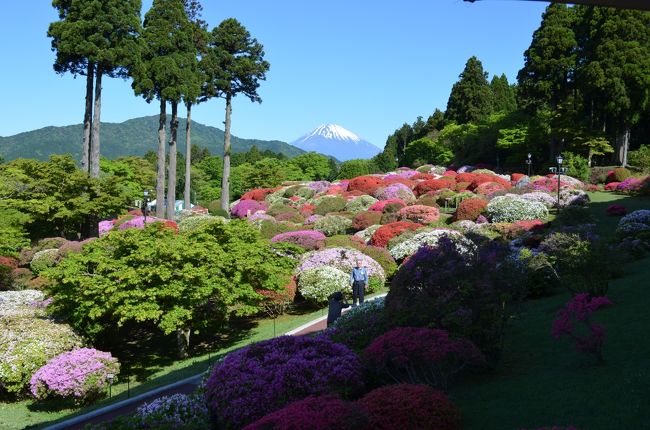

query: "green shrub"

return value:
[563, 152, 590, 182]
[345, 195, 378, 214]
[267, 203, 299, 218]
[314, 196, 347, 216]
[629, 144, 650, 173]
[324, 235, 365, 250]
[259, 220, 304, 240]
[361, 246, 398, 279]
[612, 167, 632, 182]
[178, 215, 227, 233]
[30, 249, 59, 275]
[283, 185, 315, 199]
[514, 248, 559, 297]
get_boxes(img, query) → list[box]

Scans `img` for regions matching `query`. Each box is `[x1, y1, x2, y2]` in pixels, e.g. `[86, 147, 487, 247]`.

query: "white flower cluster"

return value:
[559, 189, 590, 207]
[487, 195, 549, 223]
[354, 225, 381, 244]
[0, 290, 45, 317]
[388, 229, 476, 260]
[617, 210, 650, 237]
[298, 266, 350, 303]
[520, 191, 557, 209]
[345, 195, 378, 214]
[313, 215, 353, 236]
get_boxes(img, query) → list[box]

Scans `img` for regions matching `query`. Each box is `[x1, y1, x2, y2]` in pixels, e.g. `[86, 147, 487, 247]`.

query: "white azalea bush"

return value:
[0, 314, 82, 396]
[617, 210, 650, 237]
[559, 189, 590, 207]
[345, 195, 378, 213]
[520, 191, 557, 209]
[486, 195, 549, 223]
[0, 290, 45, 317]
[313, 215, 353, 236]
[297, 247, 386, 285]
[389, 229, 476, 260]
[297, 266, 350, 303]
[30, 249, 59, 274]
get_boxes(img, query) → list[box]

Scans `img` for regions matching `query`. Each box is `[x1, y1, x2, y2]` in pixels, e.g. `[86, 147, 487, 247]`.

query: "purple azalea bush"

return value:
[135, 393, 209, 429]
[204, 336, 364, 429]
[375, 183, 416, 203]
[230, 200, 267, 219]
[307, 181, 331, 193]
[30, 348, 120, 404]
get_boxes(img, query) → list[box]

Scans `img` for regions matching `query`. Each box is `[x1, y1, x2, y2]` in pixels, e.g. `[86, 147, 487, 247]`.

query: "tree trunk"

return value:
[90, 65, 103, 178]
[166, 101, 179, 220]
[176, 327, 191, 359]
[220, 94, 232, 212]
[184, 102, 192, 211]
[82, 62, 94, 174]
[615, 125, 630, 167]
[156, 99, 167, 219]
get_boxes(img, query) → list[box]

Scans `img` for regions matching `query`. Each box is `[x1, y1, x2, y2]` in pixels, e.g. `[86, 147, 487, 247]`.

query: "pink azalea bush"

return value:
[374, 183, 416, 203]
[552, 293, 613, 363]
[204, 336, 364, 429]
[397, 205, 440, 224]
[230, 200, 267, 218]
[363, 327, 485, 390]
[30, 348, 120, 404]
[270, 230, 326, 250]
[606, 204, 627, 217]
[368, 198, 407, 212]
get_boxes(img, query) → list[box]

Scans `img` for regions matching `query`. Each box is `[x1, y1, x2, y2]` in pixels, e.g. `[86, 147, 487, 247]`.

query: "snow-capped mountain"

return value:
[290, 124, 381, 161]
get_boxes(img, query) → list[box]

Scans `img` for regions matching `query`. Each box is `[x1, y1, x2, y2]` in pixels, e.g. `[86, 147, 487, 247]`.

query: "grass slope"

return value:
[451, 192, 650, 430]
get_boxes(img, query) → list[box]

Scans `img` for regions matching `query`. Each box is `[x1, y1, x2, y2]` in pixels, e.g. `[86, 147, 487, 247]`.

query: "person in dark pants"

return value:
[327, 291, 349, 327]
[349, 259, 368, 307]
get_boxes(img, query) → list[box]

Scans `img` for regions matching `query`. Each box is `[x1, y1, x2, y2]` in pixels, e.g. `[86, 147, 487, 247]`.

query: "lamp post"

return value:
[548, 154, 567, 212]
[107, 373, 114, 398]
[142, 190, 149, 223]
[525, 153, 532, 176]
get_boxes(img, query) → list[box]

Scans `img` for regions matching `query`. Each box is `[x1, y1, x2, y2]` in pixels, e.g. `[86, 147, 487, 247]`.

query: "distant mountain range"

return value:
[291, 124, 381, 161]
[0, 116, 304, 161]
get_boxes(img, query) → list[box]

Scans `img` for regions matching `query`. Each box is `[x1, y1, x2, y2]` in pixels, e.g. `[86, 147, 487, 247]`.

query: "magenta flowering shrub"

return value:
[552, 293, 613, 363]
[244, 395, 369, 430]
[616, 177, 643, 193]
[230, 200, 268, 218]
[375, 183, 417, 204]
[204, 336, 364, 429]
[270, 230, 326, 250]
[98, 220, 114, 237]
[363, 327, 485, 389]
[606, 204, 627, 217]
[30, 348, 120, 404]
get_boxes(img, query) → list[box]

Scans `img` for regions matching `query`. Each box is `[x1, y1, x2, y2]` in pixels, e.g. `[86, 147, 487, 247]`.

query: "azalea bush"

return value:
[397, 205, 440, 224]
[298, 247, 385, 285]
[30, 249, 59, 275]
[135, 393, 209, 430]
[347, 176, 384, 195]
[388, 229, 475, 261]
[313, 196, 347, 216]
[230, 200, 267, 219]
[345, 195, 378, 213]
[455, 198, 487, 221]
[204, 335, 364, 429]
[297, 266, 349, 303]
[352, 211, 382, 231]
[552, 293, 613, 363]
[368, 198, 406, 213]
[0, 289, 45, 317]
[30, 348, 119, 404]
[178, 215, 226, 233]
[363, 327, 484, 390]
[313, 214, 353, 236]
[375, 183, 416, 203]
[244, 395, 368, 430]
[270, 230, 326, 250]
[386, 238, 514, 359]
[370, 221, 423, 248]
[559, 189, 590, 207]
[520, 191, 557, 209]
[0, 313, 82, 396]
[486, 195, 548, 223]
[324, 297, 389, 352]
[616, 210, 650, 237]
[359, 384, 461, 430]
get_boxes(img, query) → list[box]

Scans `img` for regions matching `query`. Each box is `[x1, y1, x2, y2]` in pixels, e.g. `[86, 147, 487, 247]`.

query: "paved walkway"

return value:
[44, 294, 386, 430]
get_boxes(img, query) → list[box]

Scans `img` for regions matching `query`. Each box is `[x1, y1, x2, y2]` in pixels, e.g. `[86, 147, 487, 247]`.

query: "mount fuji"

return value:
[290, 124, 381, 161]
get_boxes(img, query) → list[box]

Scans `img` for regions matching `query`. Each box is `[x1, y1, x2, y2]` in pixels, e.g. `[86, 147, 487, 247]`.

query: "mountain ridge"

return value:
[0, 116, 304, 161]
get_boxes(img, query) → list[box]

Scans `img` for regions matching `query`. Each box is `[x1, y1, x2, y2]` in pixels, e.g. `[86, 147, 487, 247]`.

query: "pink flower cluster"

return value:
[368, 198, 406, 212]
[230, 200, 267, 218]
[374, 183, 416, 203]
[397, 205, 440, 224]
[271, 230, 326, 250]
[606, 204, 627, 217]
[30, 348, 120, 404]
[552, 293, 613, 362]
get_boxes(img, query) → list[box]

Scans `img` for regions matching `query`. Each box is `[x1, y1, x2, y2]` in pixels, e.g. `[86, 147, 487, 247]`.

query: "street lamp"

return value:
[142, 190, 149, 223]
[525, 153, 532, 176]
[107, 373, 114, 398]
[548, 154, 568, 212]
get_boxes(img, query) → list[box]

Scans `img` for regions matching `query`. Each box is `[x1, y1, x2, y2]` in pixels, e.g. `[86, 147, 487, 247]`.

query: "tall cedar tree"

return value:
[490, 74, 517, 114]
[517, 4, 577, 160]
[445, 56, 493, 125]
[182, 0, 209, 211]
[574, 6, 650, 166]
[48, 0, 141, 177]
[203, 18, 270, 211]
[133, 0, 199, 219]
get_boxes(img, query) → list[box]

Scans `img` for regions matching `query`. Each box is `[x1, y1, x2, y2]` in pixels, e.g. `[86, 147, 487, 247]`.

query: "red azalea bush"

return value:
[353, 212, 383, 231]
[359, 384, 461, 430]
[382, 176, 415, 188]
[347, 176, 384, 195]
[411, 173, 435, 181]
[443, 170, 458, 177]
[244, 395, 369, 430]
[511, 173, 526, 183]
[604, 182, 621, 191]
[455, 198, 488, 221]
[363, 327, 485, 390]
[474, 181, 506, 196]
[469, 174, 511, 190]
[242, 188, 278, 201]
[298, 203, 316, 217]
[606, 204, 627, 216]
[397, 205, 440, 224]
[370, 221, 422, 248]
[0, 256, 19, 290]
[414, 179, 453, 196]
[455, 172, 476, 184]
[368, 198, 406, 212]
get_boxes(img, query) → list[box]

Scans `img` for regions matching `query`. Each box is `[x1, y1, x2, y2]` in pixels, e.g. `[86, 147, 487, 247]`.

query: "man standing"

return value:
[350, 259, 368, 307]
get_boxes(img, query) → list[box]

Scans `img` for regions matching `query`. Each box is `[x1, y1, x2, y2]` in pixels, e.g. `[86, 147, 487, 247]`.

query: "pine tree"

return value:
[48, 0, 141, 177]
[203, 18, 270, 211]
[446, 56, 493, 124]
[490, 74, 517, 114]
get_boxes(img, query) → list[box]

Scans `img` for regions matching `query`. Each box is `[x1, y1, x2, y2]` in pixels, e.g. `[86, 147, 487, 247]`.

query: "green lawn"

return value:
[1, 291, 387, 430]
[451, 192, 650, 430]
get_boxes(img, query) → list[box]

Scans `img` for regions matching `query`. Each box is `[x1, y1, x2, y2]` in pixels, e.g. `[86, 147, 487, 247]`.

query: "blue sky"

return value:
[0, 0, 547, 149]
